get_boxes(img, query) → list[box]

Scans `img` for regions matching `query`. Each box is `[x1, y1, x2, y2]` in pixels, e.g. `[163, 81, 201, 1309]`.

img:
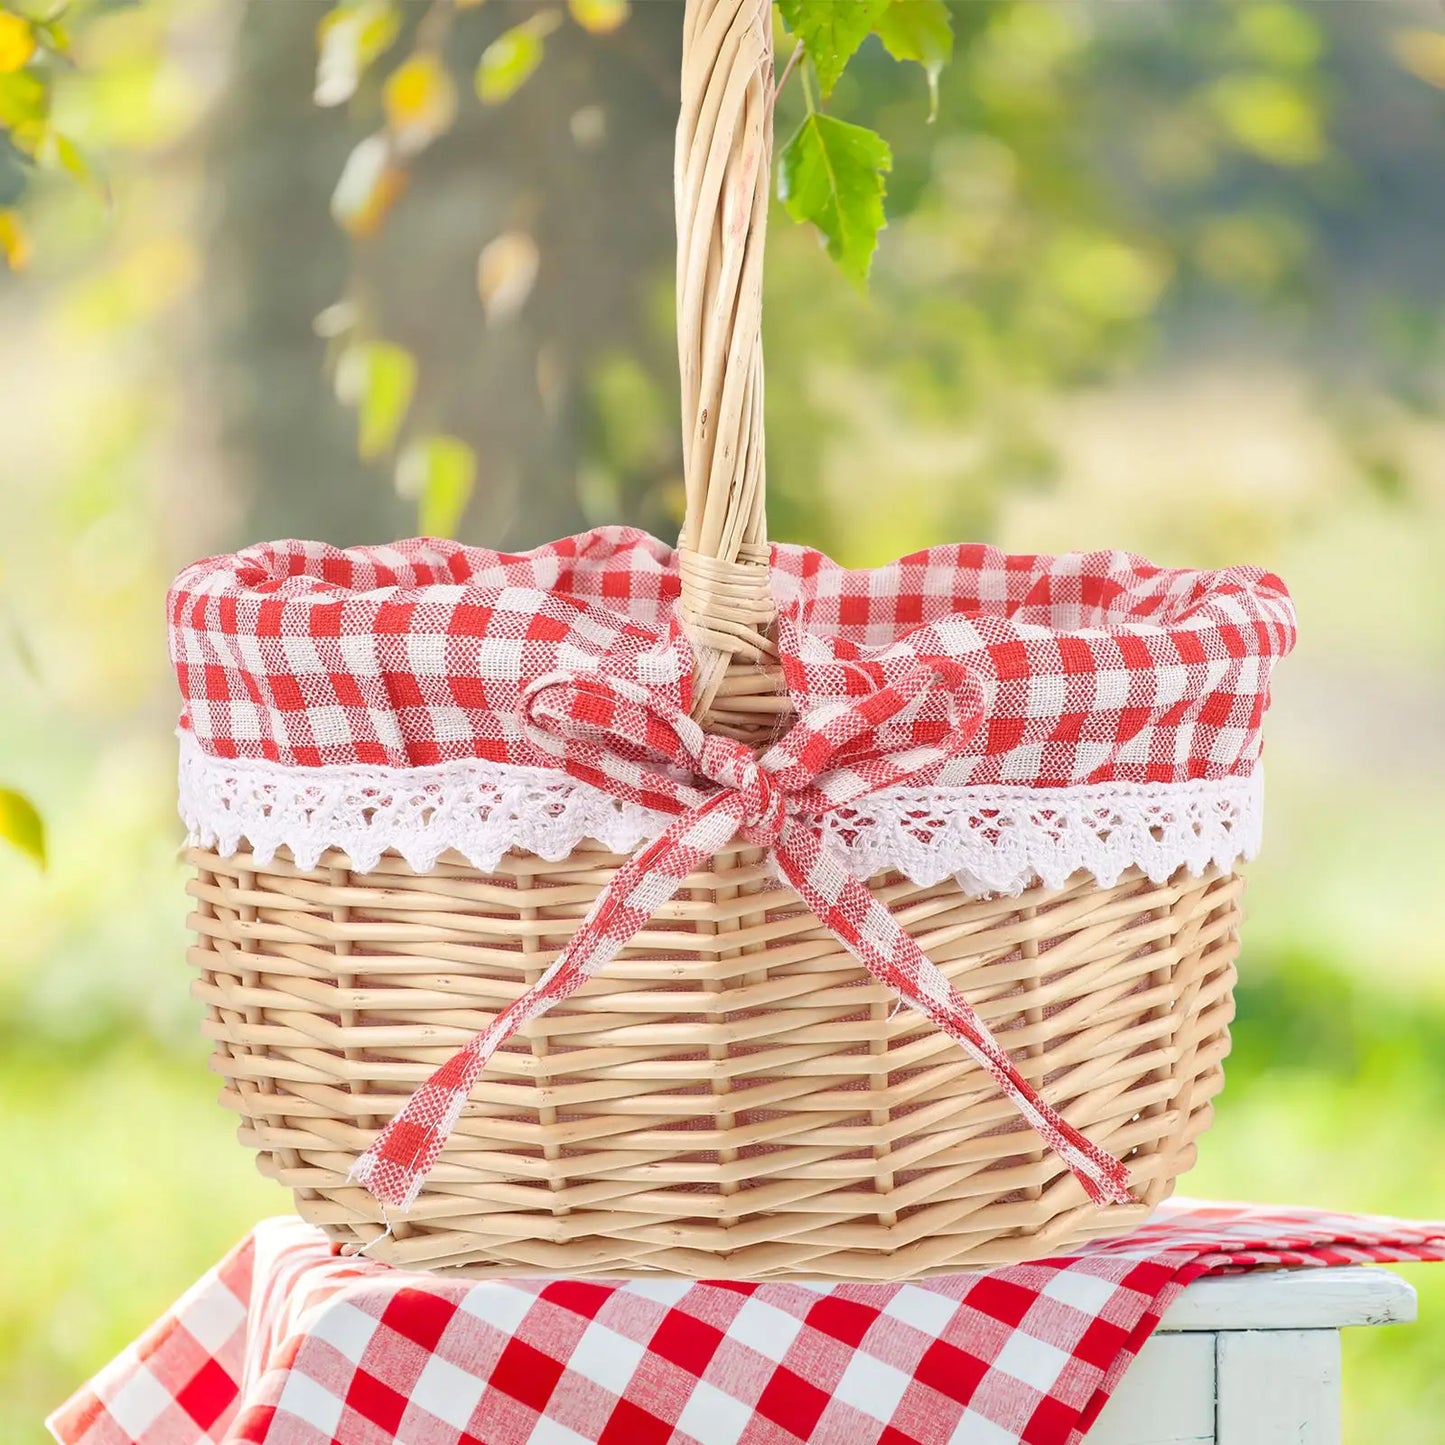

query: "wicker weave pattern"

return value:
[189, 845, 1238, 1278]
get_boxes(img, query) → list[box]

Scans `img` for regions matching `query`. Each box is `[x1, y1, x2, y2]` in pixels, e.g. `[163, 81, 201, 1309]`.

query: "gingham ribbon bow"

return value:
[352, 662, 1133, 1210]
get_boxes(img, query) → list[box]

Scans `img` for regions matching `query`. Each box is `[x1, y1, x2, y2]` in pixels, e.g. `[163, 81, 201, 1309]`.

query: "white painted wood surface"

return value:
[1155, 1266, 1416, 1333]
[1215, 1330, 1340, 1444]
[1090, 1334, 1216, 1445]
[1089, 1268, 1416, 1444]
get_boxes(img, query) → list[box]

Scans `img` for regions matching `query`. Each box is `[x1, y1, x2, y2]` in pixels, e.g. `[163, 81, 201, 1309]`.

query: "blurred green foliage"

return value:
[2, 2, 1445, 1442]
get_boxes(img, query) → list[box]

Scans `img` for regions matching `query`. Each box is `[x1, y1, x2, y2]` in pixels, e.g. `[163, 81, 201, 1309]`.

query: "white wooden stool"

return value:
[1090, 1267, 1417, 1444]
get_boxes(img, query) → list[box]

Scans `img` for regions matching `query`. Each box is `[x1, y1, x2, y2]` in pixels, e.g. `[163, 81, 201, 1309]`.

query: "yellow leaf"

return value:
[568, 0, 629, 35]
[335, 339, 416, 460]
[396, 436, 476, 538]
[330, 134, 407, 237]
[384, 51, 457, 154]
[476, 13, 559, 105]
[0, 787, 45, 867]
[477, 230, 540, 326]
[315, 2, 401, 107]
[1391, 29, 1445, 88]
[0, 12, 35, 73]
[0, 209, 30, 271]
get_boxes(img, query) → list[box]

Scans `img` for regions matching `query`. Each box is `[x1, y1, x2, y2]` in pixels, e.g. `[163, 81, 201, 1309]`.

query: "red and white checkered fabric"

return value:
[170, 529, 1295, 1217]
[50, 1200, 1443, 1445]
[168, 528, 1295, 786]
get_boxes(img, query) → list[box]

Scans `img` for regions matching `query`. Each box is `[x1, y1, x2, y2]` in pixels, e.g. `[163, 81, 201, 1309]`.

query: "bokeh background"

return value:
[3, 0, 1444, 1439]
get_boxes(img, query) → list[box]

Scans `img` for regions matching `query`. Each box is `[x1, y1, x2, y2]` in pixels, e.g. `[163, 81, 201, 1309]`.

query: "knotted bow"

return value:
[352, 662, 1132, 1210]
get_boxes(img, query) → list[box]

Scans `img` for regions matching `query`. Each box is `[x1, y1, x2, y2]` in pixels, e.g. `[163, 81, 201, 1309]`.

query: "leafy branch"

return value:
[0, 0, 73, 863]
[0, 0, 108, 272]
[776, 0, 954, 284]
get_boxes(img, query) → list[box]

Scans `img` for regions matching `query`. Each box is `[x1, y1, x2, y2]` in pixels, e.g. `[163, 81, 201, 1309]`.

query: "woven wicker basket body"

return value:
[189, 842, 1238, 1278]
[184, 0, 1248, 1277]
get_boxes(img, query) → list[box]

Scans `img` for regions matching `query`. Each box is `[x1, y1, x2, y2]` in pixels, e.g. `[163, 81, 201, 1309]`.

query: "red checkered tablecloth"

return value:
[48, 1201, 1443, 1445]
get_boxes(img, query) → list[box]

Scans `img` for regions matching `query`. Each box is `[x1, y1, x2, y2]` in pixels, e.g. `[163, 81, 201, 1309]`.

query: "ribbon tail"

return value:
[351, 793, 746, 1210]
[773, 818, 1133, 1208]
[350, 1010, 513, 1210]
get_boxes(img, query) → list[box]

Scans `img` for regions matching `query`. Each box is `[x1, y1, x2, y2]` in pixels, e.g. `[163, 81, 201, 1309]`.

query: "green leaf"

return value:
[35, 17, 72, 60]
[876, 0, 953, 119]
[0, 69, 47, 130]
[1237, 4, 1321, 71]
[475, 13, 558, 106]
[779, 112, 892, 284]
[397, 435, 476, 538]
[37, 129, 109, 204]
[0, 788, 45, 868]
[777, 0, 889, 98]
[1210, 73, 1322, 167]
[335, 340, 416, 460]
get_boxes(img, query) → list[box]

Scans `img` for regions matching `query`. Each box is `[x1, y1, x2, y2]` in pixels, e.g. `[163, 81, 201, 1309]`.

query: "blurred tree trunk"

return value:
[203, 1, 682, 551]
[204, 1, 395, 546]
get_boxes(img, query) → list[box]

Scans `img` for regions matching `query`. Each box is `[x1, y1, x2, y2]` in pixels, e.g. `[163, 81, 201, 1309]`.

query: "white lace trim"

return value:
[177, 731, 1264, 895]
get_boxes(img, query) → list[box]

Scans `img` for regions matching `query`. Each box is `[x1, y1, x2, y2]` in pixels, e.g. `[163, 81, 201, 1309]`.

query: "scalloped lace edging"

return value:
[177, 732, 1263, 895]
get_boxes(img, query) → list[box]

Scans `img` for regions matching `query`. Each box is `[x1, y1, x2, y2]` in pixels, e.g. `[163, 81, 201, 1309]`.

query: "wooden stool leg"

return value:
[1216, 1330, 1342, 1445]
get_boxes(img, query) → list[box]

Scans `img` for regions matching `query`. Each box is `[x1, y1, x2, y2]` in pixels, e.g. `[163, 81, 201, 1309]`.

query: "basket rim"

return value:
[168, 526, 1294, 812]
[171, 526, 1295, 652]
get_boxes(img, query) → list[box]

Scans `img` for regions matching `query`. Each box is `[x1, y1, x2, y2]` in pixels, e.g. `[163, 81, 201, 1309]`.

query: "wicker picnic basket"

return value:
[174, 0, 1296, 1280]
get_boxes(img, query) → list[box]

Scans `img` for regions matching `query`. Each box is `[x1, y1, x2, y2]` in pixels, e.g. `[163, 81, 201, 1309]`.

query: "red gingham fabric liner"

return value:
[168, 528, 1296, 787]
[50, 1201, 1443, 1445]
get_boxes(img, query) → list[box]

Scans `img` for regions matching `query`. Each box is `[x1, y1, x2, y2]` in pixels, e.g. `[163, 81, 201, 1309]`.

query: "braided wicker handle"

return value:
[676, 0, 787, 740]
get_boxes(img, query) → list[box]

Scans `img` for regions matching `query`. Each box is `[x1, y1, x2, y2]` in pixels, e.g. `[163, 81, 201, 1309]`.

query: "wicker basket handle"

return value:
[675, 0, 784, 739]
